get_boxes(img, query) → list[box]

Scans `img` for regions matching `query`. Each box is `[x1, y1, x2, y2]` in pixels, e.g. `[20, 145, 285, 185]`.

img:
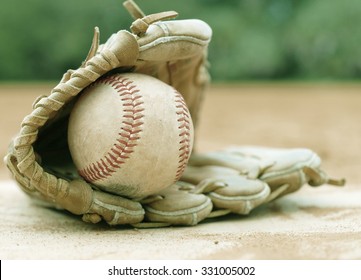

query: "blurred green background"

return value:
[0, 0, 360, 82]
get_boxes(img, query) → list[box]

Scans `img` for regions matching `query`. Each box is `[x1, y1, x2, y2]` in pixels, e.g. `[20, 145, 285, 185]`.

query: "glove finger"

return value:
[205, 175, 271, 215]
[137, 19, 212, 61]
[181, 165, 271, 215]
[140, 182, 212, 226]
[224, 146, 345, 197]
[228, 146, 323, 197]
[90, 190, 144, 225]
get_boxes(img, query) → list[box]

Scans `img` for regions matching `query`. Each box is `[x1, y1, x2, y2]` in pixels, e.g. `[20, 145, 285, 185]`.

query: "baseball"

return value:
[68, 73, 194, 198]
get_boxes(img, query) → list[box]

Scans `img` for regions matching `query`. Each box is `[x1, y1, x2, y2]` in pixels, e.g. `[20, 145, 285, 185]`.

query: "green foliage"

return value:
[0, 0, 360, 81]
[0, 0, 132, 80]
[284, 0, 361, 79]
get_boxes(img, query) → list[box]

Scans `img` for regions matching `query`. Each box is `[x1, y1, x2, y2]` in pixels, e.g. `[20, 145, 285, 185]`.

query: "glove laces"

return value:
[123, 0, 178, 36]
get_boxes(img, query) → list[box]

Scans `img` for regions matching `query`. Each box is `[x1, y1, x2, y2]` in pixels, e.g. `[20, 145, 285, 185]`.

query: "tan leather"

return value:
[186, 146, 345, 210]
[4, 1, 211, 226]
[4, 1, 343, 228]
[140, 182, 212, 226]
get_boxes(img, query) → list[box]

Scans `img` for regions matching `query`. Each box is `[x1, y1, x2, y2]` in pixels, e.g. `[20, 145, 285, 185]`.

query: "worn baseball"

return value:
[68, 73, 194, 198]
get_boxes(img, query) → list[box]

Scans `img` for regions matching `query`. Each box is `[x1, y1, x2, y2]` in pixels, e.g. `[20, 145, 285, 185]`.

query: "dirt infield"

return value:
[1, 82, 360, 259]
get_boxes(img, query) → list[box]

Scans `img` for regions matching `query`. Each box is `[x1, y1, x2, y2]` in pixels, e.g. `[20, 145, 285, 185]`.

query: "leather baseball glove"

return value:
[4, 0, 344, 227]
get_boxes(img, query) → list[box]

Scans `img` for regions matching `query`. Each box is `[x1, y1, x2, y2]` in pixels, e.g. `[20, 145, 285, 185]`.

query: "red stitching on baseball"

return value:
[78, 75, 144, 182]
[174, 91, 192, 181]
[105, 155, 119, 168]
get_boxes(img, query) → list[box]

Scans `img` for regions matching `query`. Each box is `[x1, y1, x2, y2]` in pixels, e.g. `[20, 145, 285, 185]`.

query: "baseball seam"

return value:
[174, 90, 192, 181]
[78, 75, 144, 182]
